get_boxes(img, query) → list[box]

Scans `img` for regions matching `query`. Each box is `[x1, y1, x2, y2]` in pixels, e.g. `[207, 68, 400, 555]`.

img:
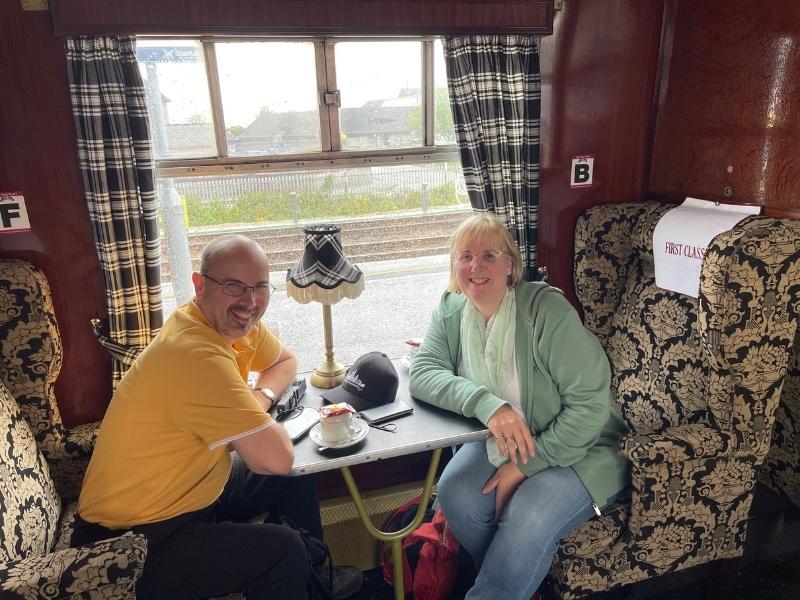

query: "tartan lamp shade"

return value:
[285, 225, 364, 388]
[286, 225, 364, 304]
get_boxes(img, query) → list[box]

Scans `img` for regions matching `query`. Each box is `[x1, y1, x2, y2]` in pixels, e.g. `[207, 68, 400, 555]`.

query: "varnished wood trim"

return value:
[50, 0, 554, 36]
[647, 0, 674, 192]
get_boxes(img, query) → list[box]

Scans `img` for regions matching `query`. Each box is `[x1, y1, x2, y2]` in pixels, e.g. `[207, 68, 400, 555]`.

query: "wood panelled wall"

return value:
[3, 0, 796, 434]
[537, 0, 666, 302]
[650, 0, 800, 215]
[0, 2, 110, 426]
[2, 0, 668, 427]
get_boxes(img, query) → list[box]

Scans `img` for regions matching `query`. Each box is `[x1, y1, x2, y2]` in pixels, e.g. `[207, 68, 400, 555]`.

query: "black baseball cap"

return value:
[320, 351, 399, 412]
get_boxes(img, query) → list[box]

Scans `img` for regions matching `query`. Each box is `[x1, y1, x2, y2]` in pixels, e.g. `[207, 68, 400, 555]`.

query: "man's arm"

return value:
[231, 423, 294, 475]
[254, 345, 299, 403]
[230, 345, 299, 475]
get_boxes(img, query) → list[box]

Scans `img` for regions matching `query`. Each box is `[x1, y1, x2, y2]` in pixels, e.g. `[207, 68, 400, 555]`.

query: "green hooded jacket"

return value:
[409, 281, 629, 508]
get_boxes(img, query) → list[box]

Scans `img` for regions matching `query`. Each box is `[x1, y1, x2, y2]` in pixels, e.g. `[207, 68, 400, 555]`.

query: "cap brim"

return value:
[319, 386, 386, 413]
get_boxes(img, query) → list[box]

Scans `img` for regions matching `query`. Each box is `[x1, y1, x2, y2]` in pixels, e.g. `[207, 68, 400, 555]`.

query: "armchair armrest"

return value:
[37, 421, 99, 501]
[65, 421, 100, 456]
[621, 423, 736, 467]
[0, 532, 147, 599]
[40, 421, 99, 461]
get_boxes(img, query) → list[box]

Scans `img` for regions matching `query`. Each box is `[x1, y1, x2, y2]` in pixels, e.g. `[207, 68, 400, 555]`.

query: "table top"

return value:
[287, 358, 491, 475]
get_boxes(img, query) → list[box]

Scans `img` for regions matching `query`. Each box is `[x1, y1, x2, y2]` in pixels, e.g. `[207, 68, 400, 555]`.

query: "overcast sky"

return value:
[137, 39, 447, 128]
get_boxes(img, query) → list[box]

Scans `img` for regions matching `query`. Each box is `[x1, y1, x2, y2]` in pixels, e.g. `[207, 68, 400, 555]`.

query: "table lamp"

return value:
[286, 224, 364, 388]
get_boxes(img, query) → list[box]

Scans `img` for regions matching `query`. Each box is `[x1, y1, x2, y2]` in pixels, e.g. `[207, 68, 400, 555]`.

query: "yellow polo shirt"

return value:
[78, 301, 280, 529]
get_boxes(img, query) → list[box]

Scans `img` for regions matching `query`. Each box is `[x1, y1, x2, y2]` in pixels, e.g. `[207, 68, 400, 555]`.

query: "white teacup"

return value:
[317, 403, 359, 444]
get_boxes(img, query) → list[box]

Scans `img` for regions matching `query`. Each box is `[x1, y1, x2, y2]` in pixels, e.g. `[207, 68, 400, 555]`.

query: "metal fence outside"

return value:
[172, 162, 467, 206]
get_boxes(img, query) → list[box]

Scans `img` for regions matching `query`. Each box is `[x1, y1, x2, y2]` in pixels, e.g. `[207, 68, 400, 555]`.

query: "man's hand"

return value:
[487, 405, 535, 465]
[482, 462, 526, 519]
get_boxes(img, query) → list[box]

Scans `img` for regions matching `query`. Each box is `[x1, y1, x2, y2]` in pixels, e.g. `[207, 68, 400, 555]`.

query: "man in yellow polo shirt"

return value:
[74, 235, 322, 599]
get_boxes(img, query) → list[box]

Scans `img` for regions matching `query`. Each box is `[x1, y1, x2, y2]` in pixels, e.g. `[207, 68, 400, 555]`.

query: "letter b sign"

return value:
[570, 156, 594, 188]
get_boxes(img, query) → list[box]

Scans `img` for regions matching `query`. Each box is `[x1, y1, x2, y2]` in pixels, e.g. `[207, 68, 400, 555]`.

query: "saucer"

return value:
[309, 418, 369, 450]
[399, 355, 413, 370]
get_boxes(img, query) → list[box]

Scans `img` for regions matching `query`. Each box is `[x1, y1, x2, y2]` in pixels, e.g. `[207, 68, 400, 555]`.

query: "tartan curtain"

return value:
[443, 35, 541, 281]
[65, 36, 162, 387]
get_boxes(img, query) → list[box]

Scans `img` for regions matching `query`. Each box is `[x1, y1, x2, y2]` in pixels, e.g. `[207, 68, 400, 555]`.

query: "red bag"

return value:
[380, 494, 460, 600]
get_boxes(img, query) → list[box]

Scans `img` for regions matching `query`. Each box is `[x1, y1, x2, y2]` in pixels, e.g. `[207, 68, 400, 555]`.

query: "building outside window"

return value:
[137, 37, 469, 371]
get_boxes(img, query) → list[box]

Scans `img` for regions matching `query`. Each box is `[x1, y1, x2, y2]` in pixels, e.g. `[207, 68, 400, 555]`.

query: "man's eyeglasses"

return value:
[452, 250, 507, 265]
[202, 274, 276, 298]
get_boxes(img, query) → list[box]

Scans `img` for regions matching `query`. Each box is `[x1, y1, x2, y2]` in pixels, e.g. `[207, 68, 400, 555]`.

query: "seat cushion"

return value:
[0, 383, 61, 562]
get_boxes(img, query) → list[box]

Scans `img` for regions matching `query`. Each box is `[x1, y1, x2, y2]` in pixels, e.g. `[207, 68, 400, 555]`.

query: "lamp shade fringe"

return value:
[286, 278, 365, 305]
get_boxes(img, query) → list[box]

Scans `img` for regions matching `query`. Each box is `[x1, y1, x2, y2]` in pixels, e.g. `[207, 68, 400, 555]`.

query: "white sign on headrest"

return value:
[652, 197, 761, 298]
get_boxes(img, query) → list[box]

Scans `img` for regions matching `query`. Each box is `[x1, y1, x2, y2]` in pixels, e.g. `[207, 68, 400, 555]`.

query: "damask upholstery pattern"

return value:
[551, 202, 800, 598]
[758, 329, 800, 507]
[0, 382, 147, 598]
[0, 259, 99, 501]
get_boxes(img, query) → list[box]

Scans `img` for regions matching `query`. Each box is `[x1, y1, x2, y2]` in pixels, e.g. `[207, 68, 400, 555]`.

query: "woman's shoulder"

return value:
[514, 282, 574, 321]
[436, 290, 468, 316]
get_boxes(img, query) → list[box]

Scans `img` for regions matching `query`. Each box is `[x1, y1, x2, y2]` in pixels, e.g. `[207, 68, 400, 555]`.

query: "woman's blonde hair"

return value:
[447, 214, 523, 293]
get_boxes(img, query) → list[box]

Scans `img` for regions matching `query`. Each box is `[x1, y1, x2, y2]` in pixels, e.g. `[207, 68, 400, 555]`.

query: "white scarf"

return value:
[460, 288, 516, 399]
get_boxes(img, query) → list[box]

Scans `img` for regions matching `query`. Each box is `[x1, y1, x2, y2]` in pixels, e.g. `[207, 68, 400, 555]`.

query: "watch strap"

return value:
[254, 387, 275, 409]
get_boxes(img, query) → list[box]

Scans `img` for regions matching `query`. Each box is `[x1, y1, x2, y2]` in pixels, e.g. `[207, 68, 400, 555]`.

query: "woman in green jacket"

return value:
[409, 214, 628, 600]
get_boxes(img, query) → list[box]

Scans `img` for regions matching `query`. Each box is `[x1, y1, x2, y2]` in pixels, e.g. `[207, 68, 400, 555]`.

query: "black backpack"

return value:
[267, 514, 333, 600]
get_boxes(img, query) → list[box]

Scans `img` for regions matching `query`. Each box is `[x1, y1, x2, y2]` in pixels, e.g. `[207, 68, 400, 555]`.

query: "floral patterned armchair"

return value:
[758, 331, 800, 508]
[0, 258, 145, 597]
[549, 202, 800, 598]
[0, 258, 100, 503]
[0, 378, 147, 598]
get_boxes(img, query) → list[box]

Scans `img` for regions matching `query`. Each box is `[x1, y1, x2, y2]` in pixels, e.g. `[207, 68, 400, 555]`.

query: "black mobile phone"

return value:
[275, 378, 307, 419]
[360, 400, 414, 425]
[282, 407, 320, 442]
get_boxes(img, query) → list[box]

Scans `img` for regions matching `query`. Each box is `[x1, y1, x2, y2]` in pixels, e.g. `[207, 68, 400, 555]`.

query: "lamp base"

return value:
[311, 360, 347, 389]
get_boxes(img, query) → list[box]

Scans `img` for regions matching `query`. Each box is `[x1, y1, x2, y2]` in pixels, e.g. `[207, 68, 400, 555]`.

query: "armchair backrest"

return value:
[0, 381, 61, 562]
[0, 259, 67, 459]
[575, 202, 799, 460]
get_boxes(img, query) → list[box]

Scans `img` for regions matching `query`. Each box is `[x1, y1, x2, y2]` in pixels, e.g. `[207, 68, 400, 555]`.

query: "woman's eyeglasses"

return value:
[452, 250, 507, 265]
[202, 274, 276, 298]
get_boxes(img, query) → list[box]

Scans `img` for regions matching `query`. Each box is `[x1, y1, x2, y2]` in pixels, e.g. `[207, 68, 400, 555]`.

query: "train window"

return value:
[336, 41, 423, 151]
[137, 37, 470, 371]
[137, 39, 216, 159]
[215, 41, 322, 157]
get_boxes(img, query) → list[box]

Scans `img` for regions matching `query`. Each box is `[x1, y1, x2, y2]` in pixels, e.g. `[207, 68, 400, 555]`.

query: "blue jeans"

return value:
[438, 441, 596, 600]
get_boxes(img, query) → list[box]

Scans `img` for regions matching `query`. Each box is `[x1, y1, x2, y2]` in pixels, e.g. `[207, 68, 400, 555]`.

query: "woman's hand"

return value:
[487, 405, 535, 465]
[482, 462, 526, 519]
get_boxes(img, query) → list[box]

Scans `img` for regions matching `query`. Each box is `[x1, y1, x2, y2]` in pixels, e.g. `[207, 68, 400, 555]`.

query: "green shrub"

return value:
[182, 182, 466, 228]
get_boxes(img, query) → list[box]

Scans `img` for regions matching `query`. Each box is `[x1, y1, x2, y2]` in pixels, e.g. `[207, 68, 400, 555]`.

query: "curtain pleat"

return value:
[66, 36, 162, 387]
[444, 35, 541, 281]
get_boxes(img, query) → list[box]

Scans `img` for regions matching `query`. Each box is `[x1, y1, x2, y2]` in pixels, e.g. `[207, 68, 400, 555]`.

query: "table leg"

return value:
[339, 447, 442, 600]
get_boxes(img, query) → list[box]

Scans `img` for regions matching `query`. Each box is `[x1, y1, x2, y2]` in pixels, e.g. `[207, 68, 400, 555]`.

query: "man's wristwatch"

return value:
[254, 387, 275, 410]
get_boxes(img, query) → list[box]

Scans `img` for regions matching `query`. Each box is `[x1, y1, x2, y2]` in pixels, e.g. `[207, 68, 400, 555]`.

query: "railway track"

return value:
[160, 209, 469, 281]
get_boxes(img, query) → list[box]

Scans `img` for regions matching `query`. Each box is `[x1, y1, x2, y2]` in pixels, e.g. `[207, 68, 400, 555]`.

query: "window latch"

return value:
[321, 90, 341, 107]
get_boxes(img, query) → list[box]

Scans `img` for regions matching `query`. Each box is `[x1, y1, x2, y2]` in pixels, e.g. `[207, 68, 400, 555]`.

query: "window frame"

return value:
[139, 35, 460, 179]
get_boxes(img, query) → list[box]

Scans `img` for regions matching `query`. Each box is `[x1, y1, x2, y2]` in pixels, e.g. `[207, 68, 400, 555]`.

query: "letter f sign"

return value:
[0, 192, 31, 232]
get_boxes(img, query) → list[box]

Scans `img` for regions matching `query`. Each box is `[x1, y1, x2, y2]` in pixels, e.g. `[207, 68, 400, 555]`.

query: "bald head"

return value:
[192, 234, 271, 344]
[199, 235, 268, 275]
